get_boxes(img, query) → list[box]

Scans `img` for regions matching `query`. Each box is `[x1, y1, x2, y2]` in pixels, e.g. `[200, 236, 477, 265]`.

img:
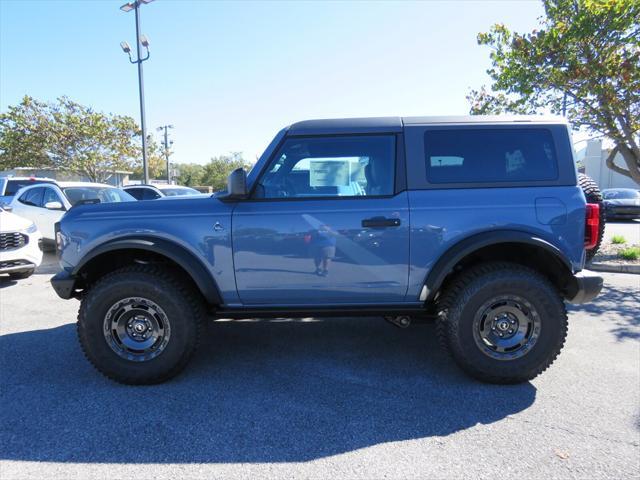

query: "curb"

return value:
[587, 262, 640, 275]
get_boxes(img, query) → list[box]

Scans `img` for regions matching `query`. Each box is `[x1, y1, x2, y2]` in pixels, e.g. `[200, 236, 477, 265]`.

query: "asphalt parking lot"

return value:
[0, 254, 639, 479]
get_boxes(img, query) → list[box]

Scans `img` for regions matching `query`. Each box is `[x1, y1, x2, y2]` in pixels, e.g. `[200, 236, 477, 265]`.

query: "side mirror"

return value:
[44, 201, 64, 210]
[222, 168, 248, 201]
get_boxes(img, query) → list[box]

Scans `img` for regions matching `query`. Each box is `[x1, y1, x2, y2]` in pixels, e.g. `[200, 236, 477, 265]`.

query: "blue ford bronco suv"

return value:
[52, 116, 604, 385]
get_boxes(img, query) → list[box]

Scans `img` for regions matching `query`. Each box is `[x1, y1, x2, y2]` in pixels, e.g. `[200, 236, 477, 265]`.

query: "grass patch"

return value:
[611, 235, 627, 244]
[619, 246, 640, 261]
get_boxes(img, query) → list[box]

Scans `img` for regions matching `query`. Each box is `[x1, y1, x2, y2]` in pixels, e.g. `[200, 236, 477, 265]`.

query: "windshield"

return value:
[63, 186, 135, 206]
[160, 187, 200, 196]
[603, 189, 640, 200]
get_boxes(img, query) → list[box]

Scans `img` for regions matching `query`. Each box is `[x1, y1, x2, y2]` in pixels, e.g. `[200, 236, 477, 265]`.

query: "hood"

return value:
[0, 209, 35, 232]
[62, 195, 225, 221]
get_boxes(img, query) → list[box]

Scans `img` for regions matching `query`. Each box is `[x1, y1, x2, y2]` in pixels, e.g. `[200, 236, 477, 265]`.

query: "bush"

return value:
[619, 246, 640, 261]
[611, 235, 627, 244]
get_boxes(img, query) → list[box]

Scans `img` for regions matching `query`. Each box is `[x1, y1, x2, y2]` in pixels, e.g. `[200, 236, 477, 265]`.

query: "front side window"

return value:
[18, 187, 44, 207]
[424, 128, 558, 184]
[42, 187, 64, 207]
[255, 135, 396, 199]
[143, 188, 162, 200]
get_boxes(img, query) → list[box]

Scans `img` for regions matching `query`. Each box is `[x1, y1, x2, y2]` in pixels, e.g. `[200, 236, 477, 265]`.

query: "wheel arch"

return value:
[425, 230, 577, 302]
[73, 237, 222, 305]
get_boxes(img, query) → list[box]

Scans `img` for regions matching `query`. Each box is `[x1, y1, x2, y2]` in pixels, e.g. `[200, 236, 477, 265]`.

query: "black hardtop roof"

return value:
[288, 115, 567, 136]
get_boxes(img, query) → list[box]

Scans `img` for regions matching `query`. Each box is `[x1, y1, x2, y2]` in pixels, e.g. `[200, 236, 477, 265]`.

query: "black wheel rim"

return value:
[472, 295, 541, 361]
[103, 297, 171, 362]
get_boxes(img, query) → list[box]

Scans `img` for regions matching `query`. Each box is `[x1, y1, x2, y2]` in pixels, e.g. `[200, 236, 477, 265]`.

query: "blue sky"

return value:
[0, 0, 545, 165]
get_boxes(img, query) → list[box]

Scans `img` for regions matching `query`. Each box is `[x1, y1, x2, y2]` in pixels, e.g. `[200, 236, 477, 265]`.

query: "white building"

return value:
[579, 139, 638, 190]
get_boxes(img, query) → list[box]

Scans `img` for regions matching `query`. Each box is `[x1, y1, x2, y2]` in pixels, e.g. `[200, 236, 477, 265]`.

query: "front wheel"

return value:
[436, 262, 567, 384]
[77, 265, 204, 384]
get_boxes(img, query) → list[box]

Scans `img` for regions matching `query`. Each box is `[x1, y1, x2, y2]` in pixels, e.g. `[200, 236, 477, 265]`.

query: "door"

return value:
[13, 187, 46, 234]
[232, 134, 410, 305]
[40, 186, 66, 239]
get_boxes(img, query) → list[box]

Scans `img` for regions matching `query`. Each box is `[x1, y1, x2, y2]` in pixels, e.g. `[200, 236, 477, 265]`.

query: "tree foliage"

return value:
[468, 0, 640, 184]
[176, 163, 205, 187]
[0, 96, 143, 183]
[200, 152, 252, 191]
[131, 136, 166, 180]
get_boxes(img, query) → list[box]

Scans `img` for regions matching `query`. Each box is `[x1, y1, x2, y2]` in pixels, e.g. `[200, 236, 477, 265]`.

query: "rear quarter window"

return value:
[424, 128, 559, 184]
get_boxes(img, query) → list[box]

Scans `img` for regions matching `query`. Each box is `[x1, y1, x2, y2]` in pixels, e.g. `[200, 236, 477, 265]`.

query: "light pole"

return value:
[120, 0, 154, 184]
[157, 125, 174, 183]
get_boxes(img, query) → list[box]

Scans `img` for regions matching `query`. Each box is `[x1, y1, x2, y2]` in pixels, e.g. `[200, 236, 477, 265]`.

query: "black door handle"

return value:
[361, 216, 401, 228]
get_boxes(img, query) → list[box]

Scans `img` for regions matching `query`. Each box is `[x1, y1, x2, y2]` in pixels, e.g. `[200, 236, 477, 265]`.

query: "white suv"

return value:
[9, 181, 135, 241]
[0, 206, 43, 280]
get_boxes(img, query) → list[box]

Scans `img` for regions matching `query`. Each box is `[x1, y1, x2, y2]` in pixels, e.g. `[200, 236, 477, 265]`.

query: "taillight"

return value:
[584, 203, 600, 250]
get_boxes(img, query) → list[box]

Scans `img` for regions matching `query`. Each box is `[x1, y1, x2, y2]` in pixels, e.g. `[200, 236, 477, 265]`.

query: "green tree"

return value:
[131, 136, 166, 181]
[201, 152, 252, 191]
[0, 96, 142, 182]
[467, 0, 640, 184]
[176, 163, 205, 186]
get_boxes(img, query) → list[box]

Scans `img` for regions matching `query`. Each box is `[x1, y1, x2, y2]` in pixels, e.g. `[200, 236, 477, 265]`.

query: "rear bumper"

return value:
[566, 270, 603, 304]
[51, 270, 77, 299]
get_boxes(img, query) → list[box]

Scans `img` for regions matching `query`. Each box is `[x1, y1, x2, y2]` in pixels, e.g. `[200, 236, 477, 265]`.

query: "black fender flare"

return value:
[424, 229, 574, 300]
[73, 237, 222, 304]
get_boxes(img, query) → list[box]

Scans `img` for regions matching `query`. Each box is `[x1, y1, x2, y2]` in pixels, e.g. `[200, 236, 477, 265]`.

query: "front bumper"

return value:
[0, 229, 43, 275]
[566, 270, 603, 304]
[605, 206, 640, 219]
[51, 270, 78, 299]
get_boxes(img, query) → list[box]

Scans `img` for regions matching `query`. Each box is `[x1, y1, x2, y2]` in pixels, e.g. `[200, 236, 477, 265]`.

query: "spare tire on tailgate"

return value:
[578, 173, 606, 262]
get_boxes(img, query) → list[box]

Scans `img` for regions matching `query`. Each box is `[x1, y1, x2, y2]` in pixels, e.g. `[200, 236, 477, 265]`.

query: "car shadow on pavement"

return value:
[569, 281, 640, 341]
[0, 318, 536, 464]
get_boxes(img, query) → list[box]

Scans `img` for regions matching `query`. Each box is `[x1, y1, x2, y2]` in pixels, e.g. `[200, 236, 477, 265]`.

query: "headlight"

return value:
[23, 223, 38, 234]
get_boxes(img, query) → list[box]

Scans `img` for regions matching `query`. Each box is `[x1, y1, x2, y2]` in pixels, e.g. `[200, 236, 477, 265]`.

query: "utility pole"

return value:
[157, 125, 174, 183]
[120, 0, 154, 184]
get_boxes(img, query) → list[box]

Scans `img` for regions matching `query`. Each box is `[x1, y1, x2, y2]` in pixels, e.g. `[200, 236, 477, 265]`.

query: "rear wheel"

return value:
[77, 264, 204, 384]
[436, 262, 567, 384]
[578, 173, 605, 262]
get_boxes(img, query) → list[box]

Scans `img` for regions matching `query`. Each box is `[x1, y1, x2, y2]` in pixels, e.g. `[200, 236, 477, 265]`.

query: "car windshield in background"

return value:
[160, 187, 200, 196]
[603, 189, 640, 200]
[63, 187, 135, 206]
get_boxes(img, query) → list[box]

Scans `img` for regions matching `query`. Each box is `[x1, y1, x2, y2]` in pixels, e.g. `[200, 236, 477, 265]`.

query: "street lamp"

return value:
[157, 125, 174, 183]
[120, 0, 154, 184]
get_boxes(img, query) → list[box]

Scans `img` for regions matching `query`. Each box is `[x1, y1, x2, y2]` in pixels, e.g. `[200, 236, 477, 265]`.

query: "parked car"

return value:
[602, 188, 640, 220]
[123, 184, 201, 200]
[0, 176, 56, 207]
[0, 206, 43, 280]
[9, 181, 135, 242]
[52, 115, 603, 386]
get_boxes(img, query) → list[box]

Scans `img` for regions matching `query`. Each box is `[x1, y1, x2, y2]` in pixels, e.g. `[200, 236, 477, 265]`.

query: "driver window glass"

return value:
[256, 135, 396, 199]
[18, 187, 44, 207]
[42, 187, 63, 207]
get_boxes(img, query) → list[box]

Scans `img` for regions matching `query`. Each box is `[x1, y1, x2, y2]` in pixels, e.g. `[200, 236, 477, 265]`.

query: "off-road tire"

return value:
[77, 264, 204, 385]
[436, 262, 568, 384]
[578, 173, 605, 262]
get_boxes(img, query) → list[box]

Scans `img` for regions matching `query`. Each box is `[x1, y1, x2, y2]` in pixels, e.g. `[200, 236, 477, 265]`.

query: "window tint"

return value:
[424, 128, 558, 184]
[18, 187, 44, 207]
[6, 180, 53, 196]
[143, 188, 162, 200]
[42, 187, 63, 206]
[256, 135, 396, 199]
[124, 188, 145, 200]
